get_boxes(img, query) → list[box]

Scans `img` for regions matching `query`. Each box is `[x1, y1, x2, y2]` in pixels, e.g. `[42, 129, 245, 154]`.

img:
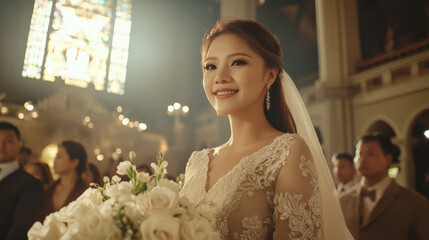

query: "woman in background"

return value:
[42, 140, 87, 217]
[81, 162, 102, 186]
[24, 162, 54, 189]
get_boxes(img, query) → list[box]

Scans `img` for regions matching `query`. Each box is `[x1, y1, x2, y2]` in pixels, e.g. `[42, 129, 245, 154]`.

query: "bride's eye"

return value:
[232, 60, 247, 66]
[204, 64, 216, 70]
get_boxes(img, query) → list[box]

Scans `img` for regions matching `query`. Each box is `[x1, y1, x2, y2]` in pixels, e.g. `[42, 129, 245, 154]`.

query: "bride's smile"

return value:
[203, 33, 275, 116]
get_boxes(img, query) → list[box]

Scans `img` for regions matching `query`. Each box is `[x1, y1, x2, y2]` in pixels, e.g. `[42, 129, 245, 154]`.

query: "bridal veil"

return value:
[281, 70, 354, 239]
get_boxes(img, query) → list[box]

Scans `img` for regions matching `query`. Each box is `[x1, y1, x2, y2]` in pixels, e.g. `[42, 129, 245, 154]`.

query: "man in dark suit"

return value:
[0, 122, 44, 240]
[339, 134, 429, 240]
[332, 152, 357, 193]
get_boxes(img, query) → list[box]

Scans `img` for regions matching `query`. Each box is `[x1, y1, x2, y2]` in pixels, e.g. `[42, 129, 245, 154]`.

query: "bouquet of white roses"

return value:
[28, 152, 219, 240]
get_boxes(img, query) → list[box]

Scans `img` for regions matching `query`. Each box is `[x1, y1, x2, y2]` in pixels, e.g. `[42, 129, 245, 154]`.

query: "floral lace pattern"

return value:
[180, 134, 324, 240]
[273, 156, 323, 239]
[233, 216, 271, 240]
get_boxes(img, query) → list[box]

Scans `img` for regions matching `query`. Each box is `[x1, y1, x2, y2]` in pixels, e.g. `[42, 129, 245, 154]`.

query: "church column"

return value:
[220, 0, 258, 20]
[395, 137, 415, 188]
[314, 0, 361, 161]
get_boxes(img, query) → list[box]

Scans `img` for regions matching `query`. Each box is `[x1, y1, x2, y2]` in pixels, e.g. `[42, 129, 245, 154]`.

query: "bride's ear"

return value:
[266, 68, 278, 85]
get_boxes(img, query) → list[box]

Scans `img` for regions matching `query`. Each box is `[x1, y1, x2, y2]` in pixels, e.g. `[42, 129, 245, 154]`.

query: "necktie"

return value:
[361, 187, 376, 201]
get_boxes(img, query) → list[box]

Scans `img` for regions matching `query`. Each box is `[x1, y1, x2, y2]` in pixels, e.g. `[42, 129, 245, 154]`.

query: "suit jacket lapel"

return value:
[362, 180, 402, 227]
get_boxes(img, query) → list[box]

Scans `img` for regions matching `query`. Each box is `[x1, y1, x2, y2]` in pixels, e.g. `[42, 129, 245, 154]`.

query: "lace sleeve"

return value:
[273, 136, 324, 240]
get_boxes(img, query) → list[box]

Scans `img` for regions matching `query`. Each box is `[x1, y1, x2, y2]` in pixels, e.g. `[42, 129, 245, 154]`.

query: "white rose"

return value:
[28, 213, 66, 240]
[76, 188, 103, 205]
[58, 197, 94, 223]
[140, 214, 180, 240]
[117, 161, 135, 176]
[180, 217, 220, 240]
[123, 199, 144, 225]
[157, 179, 180, 193]
[136, 186, 181, 216]
[105, 181, 134, 202]
[137, 172, 150, 183]
[61, 207, 121, 240]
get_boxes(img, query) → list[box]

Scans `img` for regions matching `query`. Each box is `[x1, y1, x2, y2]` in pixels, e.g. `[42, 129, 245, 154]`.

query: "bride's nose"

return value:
[215, 66, 232, 84]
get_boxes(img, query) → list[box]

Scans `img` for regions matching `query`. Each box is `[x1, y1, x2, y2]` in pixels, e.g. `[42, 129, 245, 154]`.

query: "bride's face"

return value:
[202, 33, 276, 116]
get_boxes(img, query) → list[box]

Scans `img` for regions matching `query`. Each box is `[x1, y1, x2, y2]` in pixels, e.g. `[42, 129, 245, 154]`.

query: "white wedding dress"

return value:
[180, 133, 324, 240]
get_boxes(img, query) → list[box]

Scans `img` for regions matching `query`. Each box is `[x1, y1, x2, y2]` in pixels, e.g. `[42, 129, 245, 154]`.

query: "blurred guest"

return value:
[24, 162, 54, 189]
[164, 173, 176, 181]
[81, 162, 102, 186]
[0, 122, 44, 240]
[332, 152, 357, 193]
[339, 134, 429, 239]
[137, 163, 153, 175]
[17, 146, 32, 167]
[42, 140, 87, 218]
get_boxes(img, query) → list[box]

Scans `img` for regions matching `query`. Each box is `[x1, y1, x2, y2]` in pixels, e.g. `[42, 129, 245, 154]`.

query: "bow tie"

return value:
[361, 187, 376, 201]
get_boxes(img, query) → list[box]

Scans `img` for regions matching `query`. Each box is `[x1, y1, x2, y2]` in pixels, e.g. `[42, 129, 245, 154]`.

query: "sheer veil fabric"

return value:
[281, 70, 354, 239]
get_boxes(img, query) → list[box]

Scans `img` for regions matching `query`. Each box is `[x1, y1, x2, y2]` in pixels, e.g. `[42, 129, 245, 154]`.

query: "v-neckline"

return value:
[203, 133, 287, 193]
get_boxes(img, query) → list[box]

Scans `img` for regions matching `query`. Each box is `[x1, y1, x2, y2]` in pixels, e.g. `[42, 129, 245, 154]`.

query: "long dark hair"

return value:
[202, 19, 296, 133]
[59, 140, 87, 175]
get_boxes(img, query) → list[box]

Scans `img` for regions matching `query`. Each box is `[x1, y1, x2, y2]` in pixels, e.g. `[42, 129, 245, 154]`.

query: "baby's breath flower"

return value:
[137, 172, 150, 183]
[129, 151, 136, 162]
[112, 175, 121, 184]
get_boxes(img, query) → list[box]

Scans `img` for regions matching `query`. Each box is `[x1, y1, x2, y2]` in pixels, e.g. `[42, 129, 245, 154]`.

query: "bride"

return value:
[180, 19, 353, 239]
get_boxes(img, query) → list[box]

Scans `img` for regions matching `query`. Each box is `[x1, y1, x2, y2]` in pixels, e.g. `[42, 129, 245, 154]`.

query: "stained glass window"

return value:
[22, 0, 132, 95]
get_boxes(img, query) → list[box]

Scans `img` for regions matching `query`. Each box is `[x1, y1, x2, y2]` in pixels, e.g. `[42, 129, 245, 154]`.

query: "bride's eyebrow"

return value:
[204, 52, 253, 62]
[227, 52, 253, 59]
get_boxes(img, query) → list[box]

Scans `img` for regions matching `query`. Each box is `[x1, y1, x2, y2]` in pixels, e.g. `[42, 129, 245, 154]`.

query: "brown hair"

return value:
[60, 140, 88, 175]
[201, 19, 296, 133]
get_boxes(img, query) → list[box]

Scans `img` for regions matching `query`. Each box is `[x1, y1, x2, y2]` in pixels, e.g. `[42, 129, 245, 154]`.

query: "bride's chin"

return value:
[213, 107, 229, 116]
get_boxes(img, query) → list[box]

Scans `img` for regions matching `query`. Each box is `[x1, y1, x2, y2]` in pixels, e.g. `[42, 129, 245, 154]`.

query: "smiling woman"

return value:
[180, 19, 353, 240]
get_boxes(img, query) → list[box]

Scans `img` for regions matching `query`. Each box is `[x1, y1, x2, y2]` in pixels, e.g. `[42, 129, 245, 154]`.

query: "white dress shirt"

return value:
[360, 176, 391, 222]
[337, 180, 356, 193]
[0, 160, 20, 181]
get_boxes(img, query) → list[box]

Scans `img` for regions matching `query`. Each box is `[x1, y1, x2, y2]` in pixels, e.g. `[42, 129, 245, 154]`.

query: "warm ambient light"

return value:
[116, 148, 122, 154]
[182, 106, 189, 113]
[0, 106, 8, 114]
[173, 102, 181, 110]
[24, 101, 34, 111]
[139, 123, 147, 131]
[424, 130, 429, 139]
[122, 118, 130, 125]
[96, 154, 104, 161]
[167, 105, 174, 112]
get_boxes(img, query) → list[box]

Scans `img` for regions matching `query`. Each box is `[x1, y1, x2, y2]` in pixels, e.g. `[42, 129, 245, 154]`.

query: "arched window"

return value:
[22, 0, 132, 95]
[366, 120, 396, 138]
[410, 109, 429, 198]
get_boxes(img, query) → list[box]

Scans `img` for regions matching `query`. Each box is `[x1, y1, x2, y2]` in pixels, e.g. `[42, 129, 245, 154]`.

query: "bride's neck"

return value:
[227, 111, 279, 148]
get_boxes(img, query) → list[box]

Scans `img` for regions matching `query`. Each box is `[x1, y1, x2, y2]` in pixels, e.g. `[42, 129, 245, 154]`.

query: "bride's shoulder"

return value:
[276, 132, 305, 145]
[186, 149, 210, 166]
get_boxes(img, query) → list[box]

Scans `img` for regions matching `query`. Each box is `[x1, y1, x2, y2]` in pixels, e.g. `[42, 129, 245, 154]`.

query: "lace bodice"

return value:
[180, 134, 324, 240]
